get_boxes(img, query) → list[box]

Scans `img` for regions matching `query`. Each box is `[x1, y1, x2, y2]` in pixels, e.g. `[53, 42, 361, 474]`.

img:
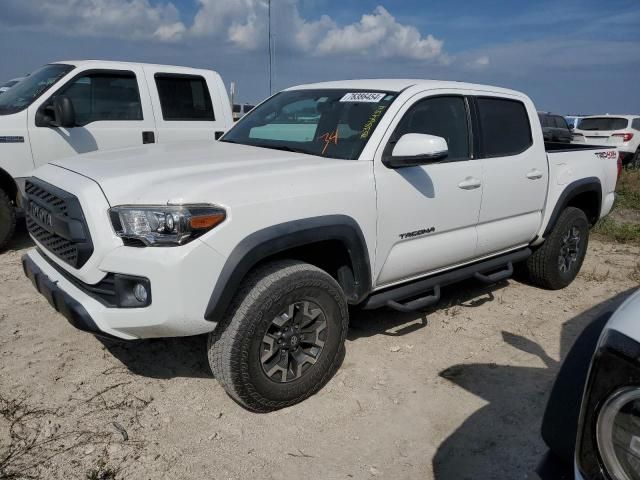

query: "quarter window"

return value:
[155, 74, 215, 121]
[632, 118, 640, 131]
[60, 72, 142, 125]
[393, 96, 470, 161]
[477, 97, 532, 157]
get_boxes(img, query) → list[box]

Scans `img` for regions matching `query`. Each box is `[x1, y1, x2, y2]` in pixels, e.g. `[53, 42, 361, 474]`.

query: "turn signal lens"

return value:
[189, 213, 226, 230]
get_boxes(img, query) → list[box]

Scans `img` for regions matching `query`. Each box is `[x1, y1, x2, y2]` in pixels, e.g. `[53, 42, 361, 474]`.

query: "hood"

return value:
[49, 140, 344, 206]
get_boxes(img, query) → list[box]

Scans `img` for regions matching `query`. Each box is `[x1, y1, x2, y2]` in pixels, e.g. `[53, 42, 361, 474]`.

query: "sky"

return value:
[0, 0, 639, 114]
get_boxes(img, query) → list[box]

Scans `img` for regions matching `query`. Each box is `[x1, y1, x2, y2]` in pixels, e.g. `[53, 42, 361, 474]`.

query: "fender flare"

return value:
[543, 177, 602, 237]
[203, 215, 372, 322]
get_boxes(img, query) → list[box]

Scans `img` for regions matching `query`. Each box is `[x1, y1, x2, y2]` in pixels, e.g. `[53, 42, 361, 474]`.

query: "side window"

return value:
[60, 72, 142, 125]
[477, 97, 532, 157]
[554, 116, 569, 130]
[393, 96, 470, 161]
[632, 118, 640, 131]
[155, 74, 215, 121]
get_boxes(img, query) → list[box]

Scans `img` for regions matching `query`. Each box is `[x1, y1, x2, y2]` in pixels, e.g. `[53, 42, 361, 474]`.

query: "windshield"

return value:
[222, 89, 398, 160]
[0, 64, 74, 115]
[578, 117, 629, 131]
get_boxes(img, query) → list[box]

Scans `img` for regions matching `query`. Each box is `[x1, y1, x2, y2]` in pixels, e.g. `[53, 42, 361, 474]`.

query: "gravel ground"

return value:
[1, 222, 638, 479]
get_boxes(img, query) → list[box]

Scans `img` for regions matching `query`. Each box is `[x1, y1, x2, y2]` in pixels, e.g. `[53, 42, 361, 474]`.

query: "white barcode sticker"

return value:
[339, 92, 386, 103]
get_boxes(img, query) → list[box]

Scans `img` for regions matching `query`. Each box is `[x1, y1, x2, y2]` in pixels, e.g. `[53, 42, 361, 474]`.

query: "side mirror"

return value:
[52, 95, 76, 128]
[383, 133, 448, 169]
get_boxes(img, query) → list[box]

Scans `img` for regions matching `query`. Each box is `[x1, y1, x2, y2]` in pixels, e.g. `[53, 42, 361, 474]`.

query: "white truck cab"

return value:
[0, 60, 233, 249]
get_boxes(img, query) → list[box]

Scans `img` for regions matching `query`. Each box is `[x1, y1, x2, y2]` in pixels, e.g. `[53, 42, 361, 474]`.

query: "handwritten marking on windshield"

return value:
[360, 105, 387, 139]
[319, 130, 339, 155]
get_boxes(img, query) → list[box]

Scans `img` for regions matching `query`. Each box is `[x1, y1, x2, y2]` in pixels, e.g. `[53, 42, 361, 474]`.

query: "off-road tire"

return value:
[526, 207, 589, 290]
[0, 188, 16, 251]
[207, 260, 349, 412]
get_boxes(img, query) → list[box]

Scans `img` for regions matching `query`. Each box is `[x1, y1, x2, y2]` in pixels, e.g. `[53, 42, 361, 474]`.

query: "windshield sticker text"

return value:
[340, 92, 386, 103]
[360, 106, 387, 139]
[319, 130, 339, 155]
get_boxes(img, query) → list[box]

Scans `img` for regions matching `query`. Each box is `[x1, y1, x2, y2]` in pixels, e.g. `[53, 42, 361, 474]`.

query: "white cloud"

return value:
[1, 0, 448, 61]
[188, 1, 446, 62]
[1, 0, 186, 42]
[316, 6, 446, 61]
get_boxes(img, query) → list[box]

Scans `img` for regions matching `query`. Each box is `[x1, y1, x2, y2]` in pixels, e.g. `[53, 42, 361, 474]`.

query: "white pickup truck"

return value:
[21, 79, 620, 412]
[0, 60, 233, 249]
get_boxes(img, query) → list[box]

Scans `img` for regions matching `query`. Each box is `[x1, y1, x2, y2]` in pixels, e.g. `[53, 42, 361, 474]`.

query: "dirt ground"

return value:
[1, 222, 639, 480]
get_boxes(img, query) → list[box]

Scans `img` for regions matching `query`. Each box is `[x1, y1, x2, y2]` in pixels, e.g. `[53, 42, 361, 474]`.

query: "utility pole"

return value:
[268, 0, 273, 95]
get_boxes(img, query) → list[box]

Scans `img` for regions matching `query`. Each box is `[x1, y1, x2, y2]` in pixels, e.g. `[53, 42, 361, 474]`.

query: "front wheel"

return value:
[208, 260, 348, 412]
[525, 207, 590, 290]
[0, 188, 16, 251]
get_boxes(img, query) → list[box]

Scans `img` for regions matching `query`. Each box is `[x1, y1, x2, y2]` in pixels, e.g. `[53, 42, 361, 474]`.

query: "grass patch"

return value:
[616, 168, 640, 211]
[593, 216, 640, 244]
[592, 169, 640, 245]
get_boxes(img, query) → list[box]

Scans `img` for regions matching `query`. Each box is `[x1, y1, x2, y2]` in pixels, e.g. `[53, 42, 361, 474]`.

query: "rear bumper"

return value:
[22, 253, 119, 340]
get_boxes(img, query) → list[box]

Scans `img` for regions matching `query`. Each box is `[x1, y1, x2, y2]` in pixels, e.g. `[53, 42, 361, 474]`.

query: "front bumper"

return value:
[22, 253, 119, 340]
[22, 242, 226, 340]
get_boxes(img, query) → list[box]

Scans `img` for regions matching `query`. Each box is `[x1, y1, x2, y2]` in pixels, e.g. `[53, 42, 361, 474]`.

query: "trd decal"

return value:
[399, 227, 435, 239]
[594, 151, 616, 159]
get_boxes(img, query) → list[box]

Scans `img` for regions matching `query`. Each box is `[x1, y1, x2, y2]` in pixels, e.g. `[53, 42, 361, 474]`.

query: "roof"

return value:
[581, 114, 640, 119]
[53, 60, 217, 73]
[286, 78, 524, 96]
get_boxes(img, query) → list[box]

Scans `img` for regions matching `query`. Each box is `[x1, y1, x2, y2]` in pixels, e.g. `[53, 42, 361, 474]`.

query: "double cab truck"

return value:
[21, 79, 620, 412]
[0, 60, 233, 249]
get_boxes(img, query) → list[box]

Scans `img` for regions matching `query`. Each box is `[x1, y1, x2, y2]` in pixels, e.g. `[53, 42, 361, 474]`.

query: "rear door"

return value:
[473, 95, 548, 257]
[143, 67, 228, 143]
[28, 66, 156, 167]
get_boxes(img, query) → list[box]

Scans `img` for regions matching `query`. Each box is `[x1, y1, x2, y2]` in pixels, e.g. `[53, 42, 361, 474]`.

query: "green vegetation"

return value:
[593, 169, 640, 244]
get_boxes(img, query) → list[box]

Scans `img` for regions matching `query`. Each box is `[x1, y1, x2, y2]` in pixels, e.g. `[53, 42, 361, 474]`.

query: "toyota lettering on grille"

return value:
[29, 202, 54, 228]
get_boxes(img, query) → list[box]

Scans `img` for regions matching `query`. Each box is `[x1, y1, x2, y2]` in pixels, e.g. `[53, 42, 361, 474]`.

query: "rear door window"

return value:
[476, 97, 532, 157]
[155, 74, 215, 121]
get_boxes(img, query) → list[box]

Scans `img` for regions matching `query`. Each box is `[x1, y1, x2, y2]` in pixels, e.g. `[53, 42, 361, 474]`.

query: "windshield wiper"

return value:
[251, 143, 311, 155]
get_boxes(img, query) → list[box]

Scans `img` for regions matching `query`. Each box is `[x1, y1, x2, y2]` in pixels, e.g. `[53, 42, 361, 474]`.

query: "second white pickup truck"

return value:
[22, 79, 620, 411]
[0, 60, 233, 249]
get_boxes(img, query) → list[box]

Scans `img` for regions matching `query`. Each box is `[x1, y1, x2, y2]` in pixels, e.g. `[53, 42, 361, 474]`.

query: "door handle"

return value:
[526, 169, 543, 180]
[458, 177, 482, 190]
[142, 131, 155, 144]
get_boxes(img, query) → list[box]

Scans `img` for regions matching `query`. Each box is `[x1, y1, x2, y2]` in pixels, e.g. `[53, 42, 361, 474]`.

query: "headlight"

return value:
[109, 204, 226, 246]
[597, 387, 640, 480]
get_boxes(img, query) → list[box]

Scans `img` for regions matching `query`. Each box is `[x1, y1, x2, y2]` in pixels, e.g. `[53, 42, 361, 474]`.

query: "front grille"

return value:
[27, 220, 79, 265]
[25, 178, 93, 269]
[25, 181, 68, 216]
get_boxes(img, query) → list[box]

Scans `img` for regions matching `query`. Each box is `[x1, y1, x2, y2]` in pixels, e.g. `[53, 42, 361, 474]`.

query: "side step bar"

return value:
[362, 248, 531, 312]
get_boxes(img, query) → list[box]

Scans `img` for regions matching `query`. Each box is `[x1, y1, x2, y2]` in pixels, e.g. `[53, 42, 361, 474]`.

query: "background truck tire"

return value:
[207, 260, 349, 412]
[0, 188, 16, 251]
[526, 207, 589, 290]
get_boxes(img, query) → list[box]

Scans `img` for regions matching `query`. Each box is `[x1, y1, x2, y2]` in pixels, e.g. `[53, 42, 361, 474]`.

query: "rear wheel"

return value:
[0, 188, 16, 251]
[525, 207, 589, 290]
[207, 260, 348, 412]
[632, 148, 640, 169]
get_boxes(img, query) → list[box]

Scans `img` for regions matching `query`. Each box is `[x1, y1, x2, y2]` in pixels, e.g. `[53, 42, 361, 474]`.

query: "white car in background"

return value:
[573, 115, 640, 166]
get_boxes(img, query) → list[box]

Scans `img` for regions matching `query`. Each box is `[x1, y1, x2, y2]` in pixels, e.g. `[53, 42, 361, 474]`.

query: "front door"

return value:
[28, 66, 155, 168]
[373, 93, 483, 286]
